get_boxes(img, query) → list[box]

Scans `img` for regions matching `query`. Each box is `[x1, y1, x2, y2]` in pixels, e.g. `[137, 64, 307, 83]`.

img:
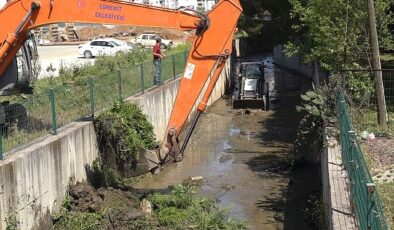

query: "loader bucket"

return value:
[232, 98, 266, 110]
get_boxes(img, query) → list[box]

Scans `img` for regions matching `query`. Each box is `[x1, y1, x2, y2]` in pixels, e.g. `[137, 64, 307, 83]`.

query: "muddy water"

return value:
[134, 54, 318, 230]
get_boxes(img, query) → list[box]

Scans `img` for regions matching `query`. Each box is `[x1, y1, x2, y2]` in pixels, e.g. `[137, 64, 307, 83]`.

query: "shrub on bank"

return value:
[92, 102, 156, 187]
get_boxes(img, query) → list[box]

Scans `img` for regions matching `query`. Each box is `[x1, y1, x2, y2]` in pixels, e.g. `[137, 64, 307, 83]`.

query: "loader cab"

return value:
[237, 62, 265, 99]
[0, 32, 38, 96]
[233, 61, 269, 110]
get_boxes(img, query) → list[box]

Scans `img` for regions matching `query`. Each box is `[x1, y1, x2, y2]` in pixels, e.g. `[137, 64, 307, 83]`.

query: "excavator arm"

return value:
[0, 0, 242, 171]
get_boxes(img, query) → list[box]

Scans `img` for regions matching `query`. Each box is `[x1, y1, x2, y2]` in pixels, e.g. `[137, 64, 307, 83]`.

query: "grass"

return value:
[53, 183, 247, 230]
[351, 107, 394, 135]
[381, 54, 394, 62]
[2, 46, 189, 153]
[362, 148, 394, 229]
[381, 54, 394, 69]
[149, 184, 248, 230]
[359, 127, 393, 229]
[377, 182, 394, 229]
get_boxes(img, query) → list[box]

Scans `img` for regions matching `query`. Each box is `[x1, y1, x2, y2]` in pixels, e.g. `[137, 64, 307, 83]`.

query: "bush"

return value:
[94, 102, 156, 181]
[149, 184, 248, 229]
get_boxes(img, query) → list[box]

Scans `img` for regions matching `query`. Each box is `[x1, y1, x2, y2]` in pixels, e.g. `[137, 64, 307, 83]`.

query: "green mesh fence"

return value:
[0, 51, 188, 158]
[338, 92, 388, 230]
[346, 71, 394, 134]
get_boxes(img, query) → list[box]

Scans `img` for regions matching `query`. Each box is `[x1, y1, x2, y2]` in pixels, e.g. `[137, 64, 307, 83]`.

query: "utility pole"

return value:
[366, 0, 387, 129]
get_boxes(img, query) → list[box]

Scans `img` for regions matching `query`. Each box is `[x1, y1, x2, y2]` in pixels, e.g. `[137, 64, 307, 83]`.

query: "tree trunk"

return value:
[366, 0, 388, 129]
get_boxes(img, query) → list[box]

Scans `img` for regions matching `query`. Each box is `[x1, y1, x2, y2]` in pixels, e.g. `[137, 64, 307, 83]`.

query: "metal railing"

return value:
[0, 50, 189, 159]
[337, 92, 388, 230]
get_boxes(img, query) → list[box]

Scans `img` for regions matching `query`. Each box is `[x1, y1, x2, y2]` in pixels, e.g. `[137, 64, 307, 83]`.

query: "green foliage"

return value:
[33, 48, 151, 94]
[287, 0, 394, 72]
[295, 76, 341, 161]
[377, 182, 394, 229]
[93, 102, 156, 182]
[5, 212, 18, 230]
[165, 42, 191, 56]
[239, 0, 293, 47]
[89, 158, 125, 188]
[304, 196, 327, 229]
[53, 212, 103, 230]
[149, 184, 248, 230]
[96, 102, 156, 158]
[346, 72, 375, 103]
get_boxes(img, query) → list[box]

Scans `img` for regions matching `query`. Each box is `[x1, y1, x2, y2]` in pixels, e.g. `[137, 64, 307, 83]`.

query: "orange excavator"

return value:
[0, 0, 242, 173]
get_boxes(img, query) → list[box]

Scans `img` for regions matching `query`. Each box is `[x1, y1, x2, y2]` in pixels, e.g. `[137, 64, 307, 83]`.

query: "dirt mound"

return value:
[130, 26, 186, 40]
[363, 137, 394, 173]
[54, 182, 159, 230]
[76, 25, 187, 41]
[68, 183, 141, 213]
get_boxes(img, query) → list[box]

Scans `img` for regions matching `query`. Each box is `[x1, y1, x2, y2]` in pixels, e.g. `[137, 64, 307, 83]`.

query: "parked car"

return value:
[133, 33, 173, 49]
[78, 39, 132, 58]
[101, 38, 133, 51]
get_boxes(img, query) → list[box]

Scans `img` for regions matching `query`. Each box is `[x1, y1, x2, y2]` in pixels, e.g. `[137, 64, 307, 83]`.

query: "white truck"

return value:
[133, 33, 173, 49]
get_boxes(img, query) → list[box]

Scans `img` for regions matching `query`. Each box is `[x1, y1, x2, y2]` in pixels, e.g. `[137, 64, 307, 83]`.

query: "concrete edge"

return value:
[323, 127, 358, 230]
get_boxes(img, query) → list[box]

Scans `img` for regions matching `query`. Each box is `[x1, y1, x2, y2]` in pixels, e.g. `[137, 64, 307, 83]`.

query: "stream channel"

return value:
[133, 54, 321, 230]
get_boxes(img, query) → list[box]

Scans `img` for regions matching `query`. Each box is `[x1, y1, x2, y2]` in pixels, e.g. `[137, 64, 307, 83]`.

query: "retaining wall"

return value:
[0, 58, 231, 230]
[273, 45, 327, 86]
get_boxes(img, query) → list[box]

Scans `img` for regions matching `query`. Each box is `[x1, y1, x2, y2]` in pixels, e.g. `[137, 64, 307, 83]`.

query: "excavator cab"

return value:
[0, 33, 38, 96]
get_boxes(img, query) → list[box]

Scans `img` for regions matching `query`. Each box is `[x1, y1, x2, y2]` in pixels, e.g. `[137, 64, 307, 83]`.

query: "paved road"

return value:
[37, 45, 94, 78]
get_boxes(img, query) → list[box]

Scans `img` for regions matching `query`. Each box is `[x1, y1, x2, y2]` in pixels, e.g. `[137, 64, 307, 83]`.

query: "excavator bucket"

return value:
[121, 148, 161, 177]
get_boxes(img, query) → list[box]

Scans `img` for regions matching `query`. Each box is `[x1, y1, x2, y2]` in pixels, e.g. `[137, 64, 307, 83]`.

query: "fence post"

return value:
[0, 129, 3, 160]
[49, 88, 57, 135]
[117, 70, 123, 102]
[172, 54, 176, 79]
[88, 78, 95, 117]
[140, 64, 145, 93]
[183, 51, 187, 64]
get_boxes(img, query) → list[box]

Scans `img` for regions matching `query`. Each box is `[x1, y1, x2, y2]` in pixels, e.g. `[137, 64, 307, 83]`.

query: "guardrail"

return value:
[337, 92, 388, 230]
[0, 50, 189, 159]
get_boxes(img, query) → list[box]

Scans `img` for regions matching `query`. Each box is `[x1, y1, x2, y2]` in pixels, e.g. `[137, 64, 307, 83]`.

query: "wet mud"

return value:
[133, 54, 321, 230]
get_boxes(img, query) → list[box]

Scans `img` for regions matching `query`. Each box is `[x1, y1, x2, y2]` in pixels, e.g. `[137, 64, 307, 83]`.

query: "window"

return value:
[104, 42, 114, 47]
[110, 41, 121, 46]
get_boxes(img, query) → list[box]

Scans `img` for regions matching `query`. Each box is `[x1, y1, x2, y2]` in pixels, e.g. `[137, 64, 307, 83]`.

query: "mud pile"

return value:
[53, 182, 159, 230]
[52, 181, 247, 230]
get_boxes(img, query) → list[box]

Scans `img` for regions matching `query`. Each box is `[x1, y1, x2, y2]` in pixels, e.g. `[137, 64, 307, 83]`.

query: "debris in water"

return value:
[219, 152, 233, 163]
[182, 176, 204, 187]
[220, 183, 235, 191]
[222, 141, 232, 150]
[230, 128, 241, 136]
[192, 176, 204, 181]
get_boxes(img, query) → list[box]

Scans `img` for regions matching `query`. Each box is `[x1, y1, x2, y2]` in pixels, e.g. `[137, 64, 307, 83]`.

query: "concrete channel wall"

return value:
[273, 45, 314, 78]
[273, 45, 327, 86]
[0, 58, 231, 230]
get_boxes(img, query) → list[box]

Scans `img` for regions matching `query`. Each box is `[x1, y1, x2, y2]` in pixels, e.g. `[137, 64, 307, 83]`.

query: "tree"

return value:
[286, 0, 393, 72]
[238, 0, 293, 49]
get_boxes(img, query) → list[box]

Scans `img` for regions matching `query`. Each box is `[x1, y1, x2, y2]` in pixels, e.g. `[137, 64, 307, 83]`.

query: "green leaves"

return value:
[287, 0, 394, 72]
[306, 91, 318, 99]
[301, 94, 312, 101]
[94, 102, 156, 173]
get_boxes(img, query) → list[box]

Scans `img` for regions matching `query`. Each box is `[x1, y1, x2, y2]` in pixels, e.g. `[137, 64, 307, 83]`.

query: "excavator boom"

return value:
[0, 0, 242, 172]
